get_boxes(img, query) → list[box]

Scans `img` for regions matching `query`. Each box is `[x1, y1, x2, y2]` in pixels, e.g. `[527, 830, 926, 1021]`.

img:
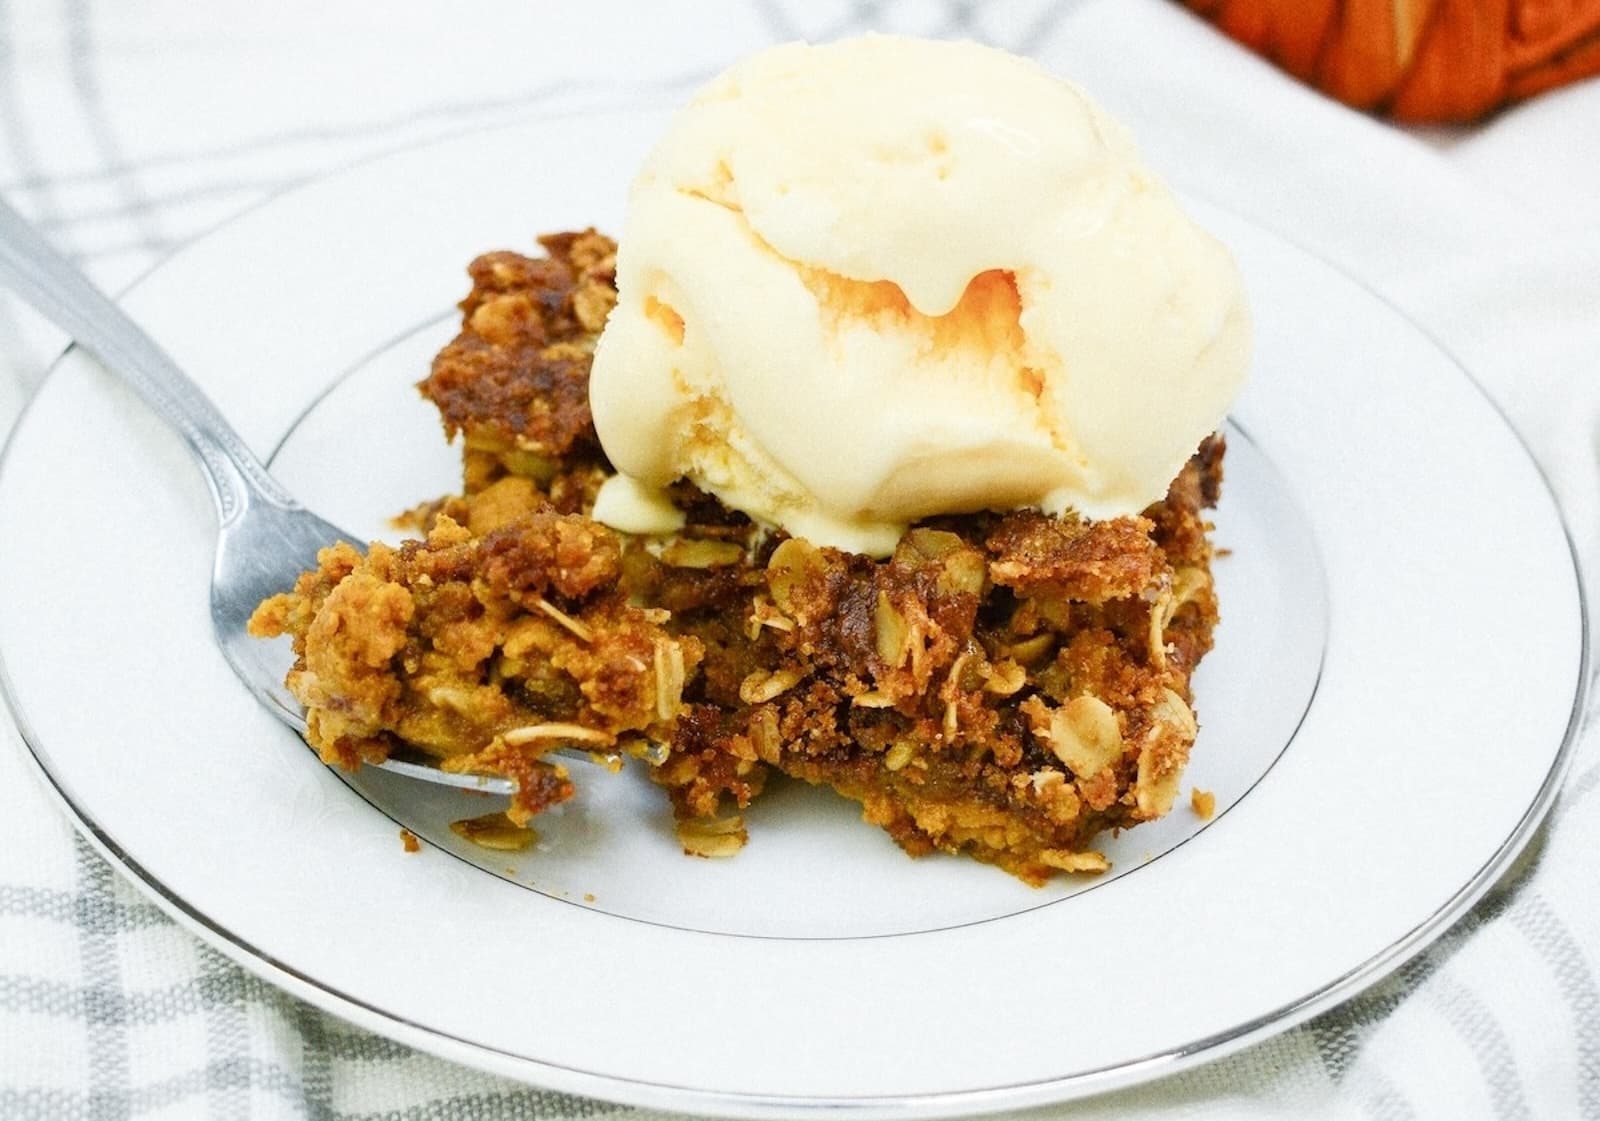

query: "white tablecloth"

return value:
[2, 2, 1596, 1117]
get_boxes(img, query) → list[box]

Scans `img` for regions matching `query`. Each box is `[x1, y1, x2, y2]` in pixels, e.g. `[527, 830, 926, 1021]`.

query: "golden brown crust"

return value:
[259, 230, 1227, 882]
[418, 231, 617, 500]
[622, 449, 1222, 884]
[248, 506, 701, 824]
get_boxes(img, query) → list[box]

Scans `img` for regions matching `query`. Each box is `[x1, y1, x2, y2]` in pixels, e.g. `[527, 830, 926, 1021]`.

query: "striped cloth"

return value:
[2, 2, 1597, 1118]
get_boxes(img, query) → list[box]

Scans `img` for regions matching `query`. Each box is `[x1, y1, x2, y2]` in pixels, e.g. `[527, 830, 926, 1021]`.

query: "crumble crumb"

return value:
[450, 812, 538, 851]
[1190, 787, 1216, 820]
[258, 230, 1227, 886]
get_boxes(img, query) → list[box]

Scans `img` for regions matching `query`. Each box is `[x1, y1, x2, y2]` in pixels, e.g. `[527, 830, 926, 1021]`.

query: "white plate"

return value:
[0, 110, 1585, 1118]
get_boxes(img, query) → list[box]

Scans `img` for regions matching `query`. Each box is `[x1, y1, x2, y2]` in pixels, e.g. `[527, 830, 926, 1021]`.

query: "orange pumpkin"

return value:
[1182, 0, 1600, 121]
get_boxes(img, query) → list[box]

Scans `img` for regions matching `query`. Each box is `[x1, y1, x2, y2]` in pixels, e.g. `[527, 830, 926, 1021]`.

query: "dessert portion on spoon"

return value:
[251, 35, 1250, 882]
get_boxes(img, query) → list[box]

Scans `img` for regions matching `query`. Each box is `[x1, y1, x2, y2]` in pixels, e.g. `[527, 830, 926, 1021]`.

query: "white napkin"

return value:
[1, 2, 1595, 1118]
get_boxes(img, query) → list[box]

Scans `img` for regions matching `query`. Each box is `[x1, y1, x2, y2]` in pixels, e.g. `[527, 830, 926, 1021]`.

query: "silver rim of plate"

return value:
[0, 109, 1587, 1119]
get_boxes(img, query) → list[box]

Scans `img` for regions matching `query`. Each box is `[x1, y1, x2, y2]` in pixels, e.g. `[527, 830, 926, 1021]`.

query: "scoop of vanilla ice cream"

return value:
[588, 34, 1250, 556]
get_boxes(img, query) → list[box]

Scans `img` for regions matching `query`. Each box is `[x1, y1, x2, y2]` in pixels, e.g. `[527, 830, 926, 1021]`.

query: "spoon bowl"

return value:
[0, 195, 520, 795]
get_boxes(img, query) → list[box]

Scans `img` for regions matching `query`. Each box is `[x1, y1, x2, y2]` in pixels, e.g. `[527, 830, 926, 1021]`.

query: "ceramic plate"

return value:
[0, 110, 1585, 1119]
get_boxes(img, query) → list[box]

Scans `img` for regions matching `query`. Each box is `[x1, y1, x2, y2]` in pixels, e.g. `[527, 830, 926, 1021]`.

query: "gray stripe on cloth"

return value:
[0, 1088, 90, 1120]
[330, 1090, 634, 1120]
[752, 0, 879, 42]
[0, 0, 65, 230]
[850, 0, 885, 30]
[1, 973, 253, 1024]
[1011, 0, 1093, 56]
[1557, 685, 1600, 815]
[0, 883, 168, 928]
[1559, 759, 1600, 816]
[1314, 980, 1410, 1084]
[934, 1, 978, 36]
[836, 0, 996, 38]
[0, 972, 263, 1025]
[124, 1058, 306, 1114]
[126, 978, 208, 1024]
[753, 0, 1094, 69]
[1313, 884, 1521, 1081]
[315, 1029, 411, 1063]
[0, 71, 713, 196]
[199, 945, 248, 1119]
[295, 997, 335, 1121]
[22, 179, 278, 232]
[0, 974, 82, 1017]
[64, 0, 167, 257]
[750, 0, 803, 40]
[1, 68, 721, 273]
[1510, 895, 1600, 1118]
[1344, 1063, 1418, 1121]
[1, 1060, 317, 1119]
[73, 836, 130, 1120]
[1424, 971, 1532, 1121]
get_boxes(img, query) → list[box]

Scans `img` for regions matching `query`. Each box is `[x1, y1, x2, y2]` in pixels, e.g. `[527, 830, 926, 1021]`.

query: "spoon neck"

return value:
[0, 195, 296, 523]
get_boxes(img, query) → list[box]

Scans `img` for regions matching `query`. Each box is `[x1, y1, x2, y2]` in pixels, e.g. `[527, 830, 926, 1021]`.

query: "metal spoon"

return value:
[0, 195, 530, 795]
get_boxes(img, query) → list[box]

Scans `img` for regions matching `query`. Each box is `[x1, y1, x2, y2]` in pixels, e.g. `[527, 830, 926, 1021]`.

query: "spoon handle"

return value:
[0, 195, 295, 522]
